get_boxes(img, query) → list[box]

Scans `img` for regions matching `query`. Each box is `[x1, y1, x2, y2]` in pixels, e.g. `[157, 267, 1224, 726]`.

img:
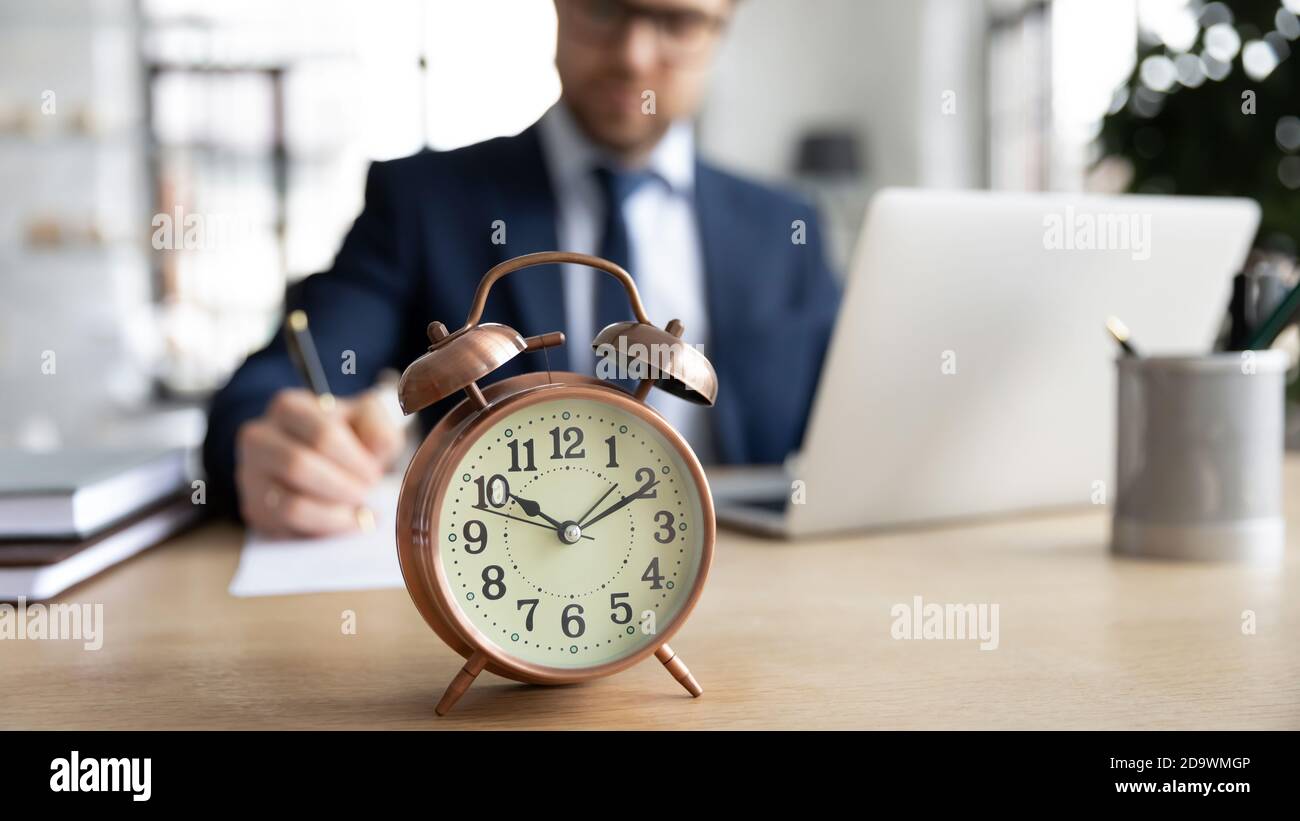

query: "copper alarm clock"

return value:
[394, 251, 718, 716]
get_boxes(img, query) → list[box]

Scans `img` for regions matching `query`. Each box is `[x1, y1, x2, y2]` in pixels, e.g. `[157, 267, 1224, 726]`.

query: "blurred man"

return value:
[204, 0, 840, 536]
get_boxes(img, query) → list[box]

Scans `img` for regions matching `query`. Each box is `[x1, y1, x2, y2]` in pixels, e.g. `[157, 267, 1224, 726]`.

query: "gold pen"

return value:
[282, 310, 373, 530]
[284, 310, 336, 411]
[1105, 315, 1141, 358]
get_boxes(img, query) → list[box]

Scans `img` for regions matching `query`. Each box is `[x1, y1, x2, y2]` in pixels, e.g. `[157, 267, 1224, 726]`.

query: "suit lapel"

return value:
[694, 162, 747, 464]
[488, 125, 570, 372]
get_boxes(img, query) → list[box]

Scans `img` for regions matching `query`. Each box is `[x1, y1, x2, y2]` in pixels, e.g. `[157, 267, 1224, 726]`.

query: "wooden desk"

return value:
[4, 460, 1298, 730]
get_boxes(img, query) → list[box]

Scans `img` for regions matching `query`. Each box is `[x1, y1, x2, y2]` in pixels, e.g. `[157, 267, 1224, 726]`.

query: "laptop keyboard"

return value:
[730, 497, 789, 515]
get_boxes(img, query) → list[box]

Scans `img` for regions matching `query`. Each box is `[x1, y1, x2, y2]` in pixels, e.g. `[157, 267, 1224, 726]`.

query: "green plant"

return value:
[1098, 0, 1300, 255]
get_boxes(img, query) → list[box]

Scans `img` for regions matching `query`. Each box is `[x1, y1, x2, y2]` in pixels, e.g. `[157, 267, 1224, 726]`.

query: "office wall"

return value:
[700, 0, 986, 189]
[0, 0, 156, 450]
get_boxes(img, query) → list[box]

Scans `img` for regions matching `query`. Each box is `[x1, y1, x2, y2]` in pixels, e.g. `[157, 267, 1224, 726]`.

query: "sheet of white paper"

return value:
[228, 477, 405, 597]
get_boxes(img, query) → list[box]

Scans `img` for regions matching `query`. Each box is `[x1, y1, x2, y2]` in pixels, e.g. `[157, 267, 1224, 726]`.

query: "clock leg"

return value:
[655, 644, 703, 697]
[435, 651, 488, 716]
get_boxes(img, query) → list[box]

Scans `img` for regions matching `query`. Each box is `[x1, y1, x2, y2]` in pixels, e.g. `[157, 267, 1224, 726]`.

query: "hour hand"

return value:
[510, 494, 563, 529]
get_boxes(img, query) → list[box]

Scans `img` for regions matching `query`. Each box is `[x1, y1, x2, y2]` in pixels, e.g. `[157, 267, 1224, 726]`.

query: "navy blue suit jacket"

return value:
[203, 123, 840, 515]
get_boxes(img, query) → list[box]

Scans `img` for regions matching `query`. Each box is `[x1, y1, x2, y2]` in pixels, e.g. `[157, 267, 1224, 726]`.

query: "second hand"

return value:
[576, 483, 618, 528]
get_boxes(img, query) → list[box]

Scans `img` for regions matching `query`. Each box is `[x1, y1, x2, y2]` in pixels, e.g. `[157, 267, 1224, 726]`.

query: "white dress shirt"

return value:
[536, 103, 716, 463]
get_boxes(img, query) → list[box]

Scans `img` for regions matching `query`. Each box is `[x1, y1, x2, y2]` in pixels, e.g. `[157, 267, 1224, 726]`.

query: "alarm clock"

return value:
[394, 251, 718, 716]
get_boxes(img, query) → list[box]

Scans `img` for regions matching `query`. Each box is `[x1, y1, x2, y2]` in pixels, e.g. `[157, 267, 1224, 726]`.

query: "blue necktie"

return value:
[592, 165, 654, 335]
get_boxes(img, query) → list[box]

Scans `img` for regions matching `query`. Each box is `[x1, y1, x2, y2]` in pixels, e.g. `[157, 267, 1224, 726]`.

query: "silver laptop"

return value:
[713, 188, 1261, 537]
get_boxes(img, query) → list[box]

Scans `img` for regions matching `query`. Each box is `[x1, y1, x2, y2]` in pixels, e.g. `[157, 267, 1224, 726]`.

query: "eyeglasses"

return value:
[561, 0, 729, 62]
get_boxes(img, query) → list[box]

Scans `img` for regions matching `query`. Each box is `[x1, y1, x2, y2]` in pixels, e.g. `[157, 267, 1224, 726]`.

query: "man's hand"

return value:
[235, 388, 404, 537]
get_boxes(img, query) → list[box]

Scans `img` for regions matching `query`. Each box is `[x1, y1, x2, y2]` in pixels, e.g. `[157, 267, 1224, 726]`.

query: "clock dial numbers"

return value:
[506, 438, 536, 472]
[561, 604, 585, 638]
[437, 397, 705, 669]
[548, 426, 585, 459]
[641, 556, 664, 590]
[634, 467, 658, 498]
[517, 599, 538, 631]
[481, 565, 506, 600]
[653, 510, 675, 543]
[474, 474, 509, 508]
[609, 592, 632, 625]
[462, 519, 488, 554]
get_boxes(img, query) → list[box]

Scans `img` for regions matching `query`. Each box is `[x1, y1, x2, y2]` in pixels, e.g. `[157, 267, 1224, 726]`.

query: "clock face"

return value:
[433, 394, 707, 670]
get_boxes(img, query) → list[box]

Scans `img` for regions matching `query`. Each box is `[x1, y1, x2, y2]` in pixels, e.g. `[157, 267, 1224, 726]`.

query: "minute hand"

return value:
[581, 480, 659, 529]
